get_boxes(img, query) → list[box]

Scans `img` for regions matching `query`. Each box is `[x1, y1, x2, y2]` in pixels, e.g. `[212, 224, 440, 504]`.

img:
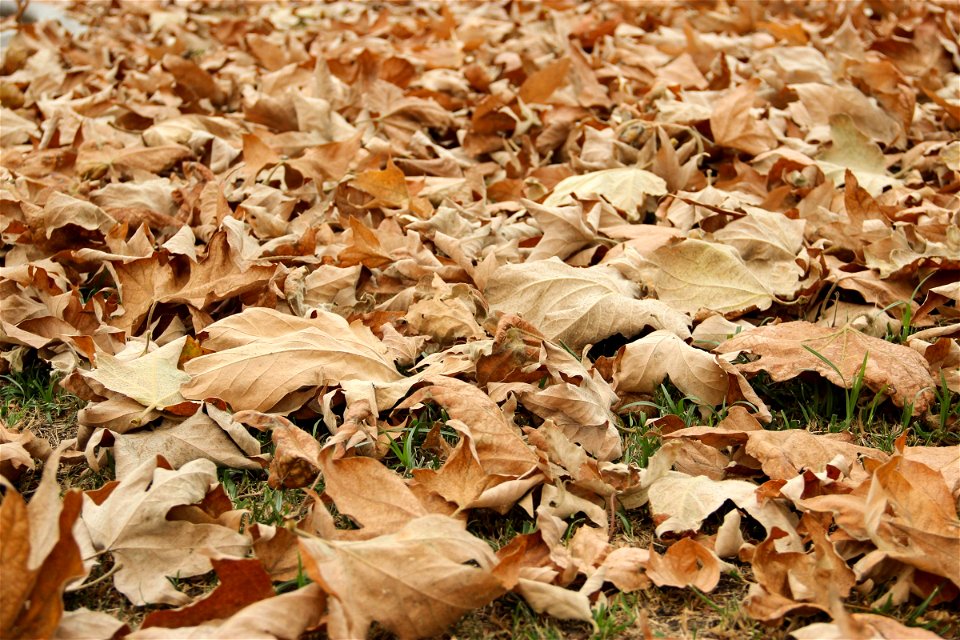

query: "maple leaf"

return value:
[83, 336, 191, 413]
[79, 457, 250, 605]
[716, 321, 936, 413]
[299, 515, 503, 640]
[485, 258, 691, 350]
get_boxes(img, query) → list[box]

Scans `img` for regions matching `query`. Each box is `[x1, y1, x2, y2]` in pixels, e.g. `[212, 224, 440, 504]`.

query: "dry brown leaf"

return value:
[791, 612, 944, 640]
[744, 517, 856, 622]
[79, 457, 250, 605]
[111, 231, 276, 334]
[648, 471, 800, 548]
[267, 416, 322, 489]
[710, 79, 777, 156]
[397, 377, 540, 478]
[0, 483, 85, 640]
[645, 238, 775, 317]
[318, 448, 428, 537]
[613, 330, 729, 406]
[646, 538, 729, 592]
[113, 410, 262, 480]
[138, 556, 275, 631]
[485, 258, 691, 350]
[299, 515, 503, 640]
[182, 307, 402, 411]
[83, 336, 191, 413]
[716, 321, 936, 413]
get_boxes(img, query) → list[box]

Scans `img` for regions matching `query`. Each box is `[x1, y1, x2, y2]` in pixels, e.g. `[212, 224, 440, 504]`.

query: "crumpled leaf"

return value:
[716, 321, 936, 413]
[485, 258, 691, 350]
[646, 538, 730, 592]
[648, 471, 800, 548]
[182, 307, 402, 411]
[79, 457, 250, 605]
[299, 515, 503, 640]
[612, 330, 729, 405]
[1, 478, 85, 639]
[113, 409, 262, 480]
[710, 78, 777, 155]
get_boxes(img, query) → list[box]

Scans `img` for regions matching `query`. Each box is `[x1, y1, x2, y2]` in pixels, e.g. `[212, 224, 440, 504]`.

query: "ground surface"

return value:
[1, 1, 959, 639]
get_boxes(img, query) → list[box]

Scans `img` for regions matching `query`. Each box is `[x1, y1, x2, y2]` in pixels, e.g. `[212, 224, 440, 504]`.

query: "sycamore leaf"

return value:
[646, 538, 729, 592]
[485, 258, 690, 350]
[709, 79, 777, 156]
[613, 330, 729, 405]
[816, 114, 900, 196]
[84, 336, 191, 411]
[299, 515, 503, 640]
[0, 476, 85, 639]
[648, 471, 800, 547]
[182, 307, 402, 412]
[645, 239, 775, 316]
[112, 410, 262, 480]
[716, 321, 936, 413]
[79, 457, 250, 605]
[543, 167, 667, 217]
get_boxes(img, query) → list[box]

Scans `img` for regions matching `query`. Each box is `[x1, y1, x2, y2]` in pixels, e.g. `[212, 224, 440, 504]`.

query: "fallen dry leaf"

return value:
[717, 321, 936, 413]
[485, 258, 691, 350]
[79, 457, 250, 605]
[299, 515, 503, 640]
[182, 307, 402, 411]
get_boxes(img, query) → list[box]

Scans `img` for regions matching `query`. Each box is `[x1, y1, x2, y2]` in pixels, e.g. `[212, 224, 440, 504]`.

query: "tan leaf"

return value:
[646, 538, 728, 592]
[182, 307, 402, 412]
[138, 556, 274, 631]
[485, 258, 690, 351]
[318, 448, 428, 537]
[613, 330, 729, 405]
[543, 167, 667, 217]
[397, 377, 540, 477]
[32, 192, 116, 239]
[127, 584, 326, 639]
[744, 518, 856, 622]
[515, 579, 597, 627]
[816, 115, 900, 196]
[113, 410, 261, 480]
[111, 231, 276, 333]
[709, 79, 777, 155]
[350, 160, 410, 209]
[865, 455, 960, 588]
[645, 239, 775, 316]
[648, 471, 800, 546]
[299, 515, 503, 640]
[267, 417, 322, 489]
[79, 457, 250, 605]
[791, 613, 944, 640]
[83, 336, 191, 411]
[716, 321, 936, 413]
[53, 609, 129, 640]
[1, 477, 85, 640]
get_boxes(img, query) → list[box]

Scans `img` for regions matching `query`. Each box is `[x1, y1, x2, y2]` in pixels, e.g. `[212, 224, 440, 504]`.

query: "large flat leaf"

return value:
[543, 167, 667, 219]
[182, 307, 402, 411]
[79, 458, 250, 605]
[645, 239, 775, 316]
[484, 258, 690, 350]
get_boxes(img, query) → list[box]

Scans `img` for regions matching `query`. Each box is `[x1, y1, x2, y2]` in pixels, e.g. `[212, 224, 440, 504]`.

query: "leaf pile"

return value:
[1, 1, 958, 638]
